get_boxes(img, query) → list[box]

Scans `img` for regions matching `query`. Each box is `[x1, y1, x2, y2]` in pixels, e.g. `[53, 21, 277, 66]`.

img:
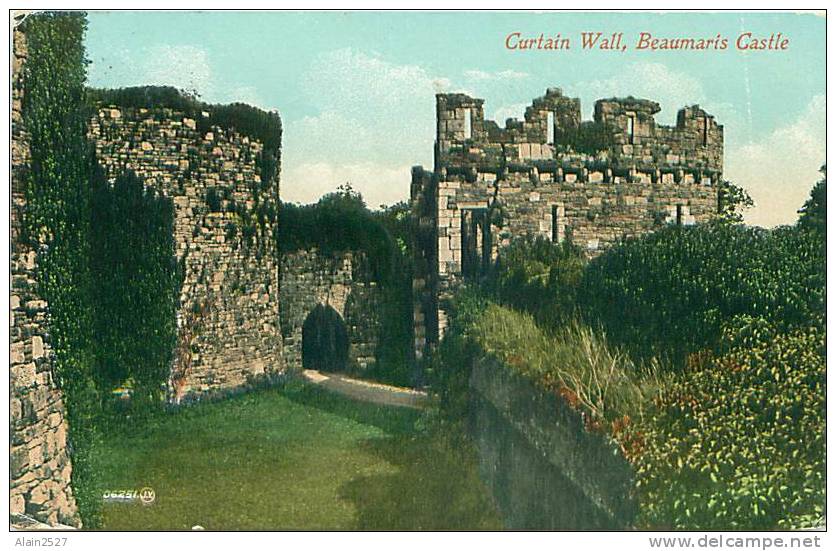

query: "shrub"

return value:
[797, 165, 826, 236]
[488, 235, 586, 328]
[632, 322, 825, 529]
[579, 222, 825, 367]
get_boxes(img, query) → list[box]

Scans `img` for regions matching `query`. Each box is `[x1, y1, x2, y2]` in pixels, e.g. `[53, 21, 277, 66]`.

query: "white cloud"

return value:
[280, 161, 413, 208]
[491, 103, 528, 124]
[281, 49, 452, 205]
[726, 94, 825, 228]
[89, 44, 267, 108]
[567, 61, 739, 128]
[464, 69, 529, 81]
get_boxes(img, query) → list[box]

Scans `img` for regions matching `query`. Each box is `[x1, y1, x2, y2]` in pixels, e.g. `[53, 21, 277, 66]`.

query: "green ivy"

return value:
[20, 11, 102, 527]
[90, 169, 179, 411]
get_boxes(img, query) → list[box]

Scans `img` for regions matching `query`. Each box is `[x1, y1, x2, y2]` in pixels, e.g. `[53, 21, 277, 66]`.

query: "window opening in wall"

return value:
[461, 208, 490, 279]
[627, 114, 635, 145]
[463, 108, 472, 139]
[676, 204, 684, 225]
[551, 204, 560, 242]
[547, 111, 555, 144]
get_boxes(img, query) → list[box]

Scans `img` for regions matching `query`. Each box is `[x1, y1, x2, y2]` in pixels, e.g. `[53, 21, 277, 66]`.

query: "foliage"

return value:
[19, 11, 103, 527]
[468, 303, 667, 426]
[487, 235, 586, 328]
[578, 222, 825, 367]
[365, 202, 417, 386]
[633, 322, 825, 529]
[426, 288, 492, 438]
[279, 184, 395, 281]
[797, 164, 826, 235]
[87, 86, 282, 185]
[717, 180, 754, 224]
[90, 169, 179, 411]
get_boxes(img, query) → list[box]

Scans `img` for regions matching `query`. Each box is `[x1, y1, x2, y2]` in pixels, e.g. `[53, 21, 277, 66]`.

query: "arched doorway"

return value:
[302, 304, 348, 372]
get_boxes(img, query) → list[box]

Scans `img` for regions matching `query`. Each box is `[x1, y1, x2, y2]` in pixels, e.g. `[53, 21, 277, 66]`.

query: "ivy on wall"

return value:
[90, 169, 179, 410]
[20, 11, 101, 526]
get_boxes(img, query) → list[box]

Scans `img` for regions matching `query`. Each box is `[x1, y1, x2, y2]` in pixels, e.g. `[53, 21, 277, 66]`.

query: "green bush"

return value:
[488, 235, 586, 328]
[579, 222, 825, 367]
[633, 322, 825, 529]
[797, 165, 826, 236]
[426, 288, 491, 436]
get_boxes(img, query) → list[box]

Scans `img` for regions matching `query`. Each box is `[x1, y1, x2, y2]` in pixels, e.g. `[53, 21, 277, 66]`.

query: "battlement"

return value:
[435, 88, 723, 185]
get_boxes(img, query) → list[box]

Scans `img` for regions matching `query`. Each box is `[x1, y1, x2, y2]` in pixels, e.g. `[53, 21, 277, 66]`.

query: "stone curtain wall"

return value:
[470, 359, 637, 529]
[412, 88, 723, 349]
[89, 106, 283, 402]
[10, 25, 81, 527]
[280, 250, 381, 373]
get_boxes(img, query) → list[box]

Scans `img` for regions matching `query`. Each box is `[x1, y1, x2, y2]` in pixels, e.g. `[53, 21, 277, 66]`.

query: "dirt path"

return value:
[301, 369, 429, 410]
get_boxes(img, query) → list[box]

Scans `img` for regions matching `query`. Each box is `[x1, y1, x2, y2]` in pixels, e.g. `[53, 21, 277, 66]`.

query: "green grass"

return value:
[91, 382, 501, 530]
[470, 303, 671, 426]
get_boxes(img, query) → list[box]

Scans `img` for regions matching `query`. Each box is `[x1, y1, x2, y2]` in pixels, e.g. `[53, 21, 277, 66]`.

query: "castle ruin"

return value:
[410, 88, 723, 359]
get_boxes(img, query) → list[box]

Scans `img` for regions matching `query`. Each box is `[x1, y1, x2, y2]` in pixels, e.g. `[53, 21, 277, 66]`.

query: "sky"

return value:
[85, 11, 825, 227]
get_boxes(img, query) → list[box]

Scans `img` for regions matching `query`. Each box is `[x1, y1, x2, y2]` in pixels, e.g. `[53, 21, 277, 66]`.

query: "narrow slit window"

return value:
[551, 205, 560, 242]
[627, 115, 635, 144]
[547, 111, 555, 144]
[463, 108, 472, 139]
[676, 205, 684, 225]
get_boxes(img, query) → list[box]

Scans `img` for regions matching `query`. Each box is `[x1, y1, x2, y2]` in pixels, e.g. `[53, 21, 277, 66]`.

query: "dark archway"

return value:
[302, 304, 349, 372]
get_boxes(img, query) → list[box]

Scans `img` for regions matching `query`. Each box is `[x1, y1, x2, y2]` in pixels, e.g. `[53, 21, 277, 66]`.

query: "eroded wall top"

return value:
[435, 88, 723, 184]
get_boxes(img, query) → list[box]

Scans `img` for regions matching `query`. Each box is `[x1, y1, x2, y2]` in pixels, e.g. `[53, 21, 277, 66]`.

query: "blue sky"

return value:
[85, 11, 825, 227]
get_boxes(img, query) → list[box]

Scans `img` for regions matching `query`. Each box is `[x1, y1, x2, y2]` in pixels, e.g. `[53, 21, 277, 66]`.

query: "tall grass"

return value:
[470, 303, 670, 426]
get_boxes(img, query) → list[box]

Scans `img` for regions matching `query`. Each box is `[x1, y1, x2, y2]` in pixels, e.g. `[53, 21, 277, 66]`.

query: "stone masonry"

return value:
[88, 105, 283, 403]
[411, 88, 723, 357]
[280, 250, 381, 373]
[10, 25, 81, 528]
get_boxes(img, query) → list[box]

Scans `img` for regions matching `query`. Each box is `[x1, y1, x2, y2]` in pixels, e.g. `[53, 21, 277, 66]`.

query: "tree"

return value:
[798, 164, 826, 235]
[717, 180, 754, 224]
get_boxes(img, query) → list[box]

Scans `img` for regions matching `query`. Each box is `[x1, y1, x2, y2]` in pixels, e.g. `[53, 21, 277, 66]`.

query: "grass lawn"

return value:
[91, 381, 501, 530]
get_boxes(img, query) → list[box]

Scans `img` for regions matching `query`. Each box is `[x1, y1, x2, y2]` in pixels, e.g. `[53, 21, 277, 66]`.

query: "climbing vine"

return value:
[20, 11, 101, 526]
[89, 169, 179, 411]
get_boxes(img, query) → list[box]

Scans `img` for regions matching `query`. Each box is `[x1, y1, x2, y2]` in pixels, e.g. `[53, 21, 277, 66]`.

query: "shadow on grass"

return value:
[281, 381, 423, 436]
[337, 436, 503, 530]
[285, 381, 503, 530]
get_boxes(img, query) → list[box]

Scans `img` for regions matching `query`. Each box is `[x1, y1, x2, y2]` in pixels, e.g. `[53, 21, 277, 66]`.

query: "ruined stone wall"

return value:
[470, 358, 637, 529]
[412, 88, 723, 350]
[88, 106, 283, 402]
[10, 25, 80, 527]
[279, 250, 381, 373]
